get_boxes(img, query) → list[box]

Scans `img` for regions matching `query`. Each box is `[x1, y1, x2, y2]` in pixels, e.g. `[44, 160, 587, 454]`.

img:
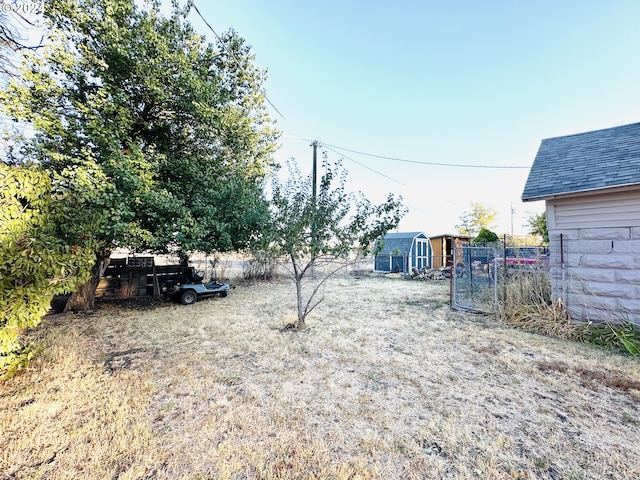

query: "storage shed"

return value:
[522, 121, 640, 325]
[374, 232, 432, 273]
[429, 234, 472, 268]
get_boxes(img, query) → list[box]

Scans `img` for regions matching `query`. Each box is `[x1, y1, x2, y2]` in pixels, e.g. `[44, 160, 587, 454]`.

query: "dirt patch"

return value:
[537, 360, 640, 392]
[103, 348, 147, 373]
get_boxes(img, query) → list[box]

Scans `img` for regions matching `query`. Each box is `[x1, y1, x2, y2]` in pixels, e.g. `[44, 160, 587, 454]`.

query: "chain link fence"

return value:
[452, 243, 550, 314]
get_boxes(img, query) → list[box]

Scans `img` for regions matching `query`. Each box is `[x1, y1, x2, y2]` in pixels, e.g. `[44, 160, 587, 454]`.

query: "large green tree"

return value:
[0, 163, 101, 378]
[267, 157, 406, 329]
[1, 0, 279, 310]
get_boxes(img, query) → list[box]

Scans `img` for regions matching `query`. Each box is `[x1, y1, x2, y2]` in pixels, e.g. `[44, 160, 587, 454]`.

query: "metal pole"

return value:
[560, 233, 566, 307]
[503, 233, 508, 304]
[510, 203, 514, 235]
[311, 140, 318, 204]
[310, 141, 318, 263]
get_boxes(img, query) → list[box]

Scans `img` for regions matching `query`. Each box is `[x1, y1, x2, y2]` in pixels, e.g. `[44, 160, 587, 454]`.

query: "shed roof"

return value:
[522, 122, 640, 202]
[376, 232, 427, 255]
[429, 233, 472, 241]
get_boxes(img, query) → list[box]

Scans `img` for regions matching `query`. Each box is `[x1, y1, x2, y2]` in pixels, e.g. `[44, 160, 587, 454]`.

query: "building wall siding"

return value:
[430, 237, 445, 268]
[548, 226, 640, 325]
[546, 189, 640, 324]
[549, 190, 640, 230]
[374, 233, 432, 272]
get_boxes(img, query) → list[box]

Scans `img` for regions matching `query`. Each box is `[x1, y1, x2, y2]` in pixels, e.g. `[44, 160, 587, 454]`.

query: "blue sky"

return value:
[179, 1, 640, 236]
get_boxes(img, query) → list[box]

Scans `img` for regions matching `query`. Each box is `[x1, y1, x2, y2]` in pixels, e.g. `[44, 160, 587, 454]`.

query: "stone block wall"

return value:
[549, 227, 640, 324]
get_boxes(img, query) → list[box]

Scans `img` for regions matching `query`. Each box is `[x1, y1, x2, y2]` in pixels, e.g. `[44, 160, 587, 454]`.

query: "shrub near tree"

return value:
[1, 0, 279, 312]
[474, 228, 499, 243]
[266, 158, 406, 329]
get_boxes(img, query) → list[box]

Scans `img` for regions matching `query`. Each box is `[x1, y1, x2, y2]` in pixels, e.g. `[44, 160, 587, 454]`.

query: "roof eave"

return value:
[522, 182, 640, 203]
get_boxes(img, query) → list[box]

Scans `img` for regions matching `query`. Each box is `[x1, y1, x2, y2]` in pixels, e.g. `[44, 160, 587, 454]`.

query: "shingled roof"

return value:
[376, 232, 427, 254]
[522, 122, 640, 202]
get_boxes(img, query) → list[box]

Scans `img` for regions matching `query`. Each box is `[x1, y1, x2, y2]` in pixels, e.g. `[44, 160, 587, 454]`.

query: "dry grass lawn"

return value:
[2, 275, 640, 479]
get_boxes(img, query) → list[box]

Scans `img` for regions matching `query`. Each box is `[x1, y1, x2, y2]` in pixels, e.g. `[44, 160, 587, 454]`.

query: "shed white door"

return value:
[415, 239, 429, 269]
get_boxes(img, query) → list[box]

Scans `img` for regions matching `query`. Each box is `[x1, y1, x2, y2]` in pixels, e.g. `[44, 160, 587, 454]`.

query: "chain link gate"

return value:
[452, 244, 499, 314]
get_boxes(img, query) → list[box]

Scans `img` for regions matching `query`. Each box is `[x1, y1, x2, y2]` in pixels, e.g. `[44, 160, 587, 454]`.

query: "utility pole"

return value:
[311, 140, 318, 204]
[510, 203, 515, 235]
[310, 140, 319, 261]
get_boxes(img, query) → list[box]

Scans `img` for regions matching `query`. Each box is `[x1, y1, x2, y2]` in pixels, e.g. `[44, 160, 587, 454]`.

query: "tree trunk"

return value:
[64, 252, 111, 312]
[295, 274, 306, 329]
[291, 254, 306, 330]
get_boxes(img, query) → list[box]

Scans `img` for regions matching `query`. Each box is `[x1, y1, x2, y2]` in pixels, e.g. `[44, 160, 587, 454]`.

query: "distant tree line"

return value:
[456, 201, 548, 245]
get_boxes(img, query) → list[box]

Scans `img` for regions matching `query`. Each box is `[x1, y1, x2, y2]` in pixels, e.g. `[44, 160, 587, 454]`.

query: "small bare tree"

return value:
[266, 157, 406, 329]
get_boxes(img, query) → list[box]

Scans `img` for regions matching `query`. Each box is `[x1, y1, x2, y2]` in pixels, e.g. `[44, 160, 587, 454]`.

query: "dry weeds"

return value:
[2, 275, 640, 479]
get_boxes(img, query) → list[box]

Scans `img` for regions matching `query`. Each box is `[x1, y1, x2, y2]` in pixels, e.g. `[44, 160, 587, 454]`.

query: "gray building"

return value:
[374, 232, 432, 273]
[522, 122, 640, 324]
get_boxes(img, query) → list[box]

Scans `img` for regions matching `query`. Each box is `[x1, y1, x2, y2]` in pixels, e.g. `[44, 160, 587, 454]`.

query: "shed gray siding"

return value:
[374, 232, 432, 273]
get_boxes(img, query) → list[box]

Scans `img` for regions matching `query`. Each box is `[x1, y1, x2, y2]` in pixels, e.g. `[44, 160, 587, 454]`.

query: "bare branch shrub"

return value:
[242, 250, 281, 282]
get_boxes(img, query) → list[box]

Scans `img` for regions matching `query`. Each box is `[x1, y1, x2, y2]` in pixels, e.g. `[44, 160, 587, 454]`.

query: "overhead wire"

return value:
[324, 142, 530, 169]
[190, 1, 530, 178]
[323, 144, 405, 185]
[5, 0, 531, 190]
[191, 1, 290, 126]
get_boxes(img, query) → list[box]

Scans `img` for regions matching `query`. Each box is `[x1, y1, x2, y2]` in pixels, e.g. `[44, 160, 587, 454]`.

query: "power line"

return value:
[191, 1, 289, 124]
[190, 2, 223, 44]
[191, 2, 528, 173]
[323, 144, 404, 185]
[324, 142, 530, 169]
